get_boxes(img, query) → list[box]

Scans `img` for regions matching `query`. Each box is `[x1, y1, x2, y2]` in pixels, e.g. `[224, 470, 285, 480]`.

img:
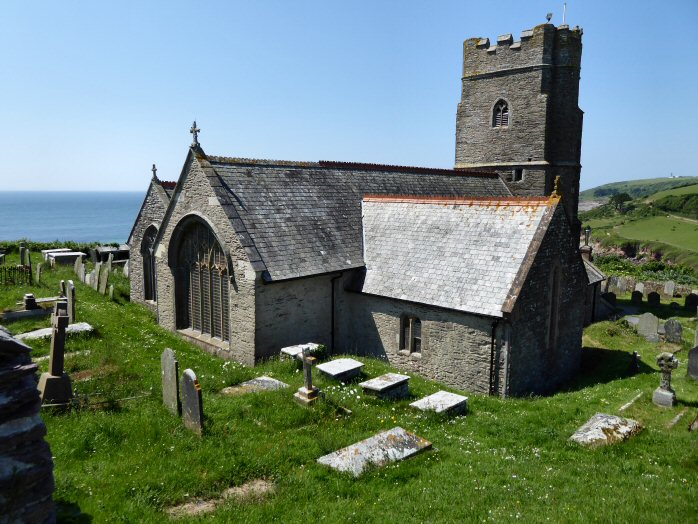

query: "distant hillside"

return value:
[579, 176, 698, 202]
[645, 183, 698, 202]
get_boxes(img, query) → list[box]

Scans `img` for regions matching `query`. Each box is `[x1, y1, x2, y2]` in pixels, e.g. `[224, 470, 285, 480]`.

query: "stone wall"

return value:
[254, 273, 335, 361]
[128, 181, 169, 311]
[507, 204, 586, 395]
[154, 151, 257, 365]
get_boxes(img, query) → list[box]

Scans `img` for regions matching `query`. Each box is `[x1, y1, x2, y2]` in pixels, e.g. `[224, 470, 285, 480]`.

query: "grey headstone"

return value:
[569, 413, 642, 447]
[16, 322, 93, 341]
[73, 256, 81, 276]
[19, 243, 26, 265]
[617, 277, 627, 294]
[106, 253, 113, 273]
[634, 282, 645, 294]
[631, 290, 643, 305]
[688, 346, 698, 381]
[93, 262, 102, 290]
[181, 369, 203, 435]
[664, 280, 676, 297]
[685, 293, 698, 311]
[36, 263, 42, 284]
[637, 312, 659, 342]
[123, 260, 129, 278]
[161, 348, 180, 415]
[410, 391, 468, 415]
[664, 319, 683, 344]
[66, 280, 76, 324]
[109, 284, 114, 300]
[317, 427, 432, 477]
[280, 342, 321, 361]
[99, 266, 109, 295]
[647, 292, 660, 307]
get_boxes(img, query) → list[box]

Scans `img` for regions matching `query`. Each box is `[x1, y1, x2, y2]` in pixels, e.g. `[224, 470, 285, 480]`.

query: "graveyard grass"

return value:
[2, 252, 697, 522]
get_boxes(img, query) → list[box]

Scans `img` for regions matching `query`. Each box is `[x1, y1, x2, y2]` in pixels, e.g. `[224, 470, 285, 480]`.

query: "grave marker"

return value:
[359, 373, 410, 400]
[36, 263, 42, 284]
[664, 280, 676, 297]
[66, 280, 76, 324]
[637, 312, 659, 342]
[685, 293, 698, 311]
[410, 391, 468, 415]
[106, 252, 113, 273]
[631, 291, 643, 305]
[634, 282, 645, 294]
[73, 256, 82, 276]
[19, 243, 26, 265]
[99, 266, 109, 295]
[161, 348, 181, 415]
[664, 319, 682, 344]
[687, 346, 698, 381]
[93, 262, 102, 290]
[294, 347, 320, 406]
[181, 369, 203, 435]
[647, 292, 660, 307]
[123, 260, 129, 278]
[653, 352, 679, 408]
[316, 358, 364, 382]
[37, 301, 73, 404]
[569, 413, 642, 447]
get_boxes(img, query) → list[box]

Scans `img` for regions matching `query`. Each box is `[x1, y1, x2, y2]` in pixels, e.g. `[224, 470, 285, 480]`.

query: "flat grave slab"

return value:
[359, 373, 410, 400]
[221, 376, 289, 395]
[280, 342, 321, 361]
[49, 252, 86, 265]
[317, 426, 431, 477]
[316, 358, 364, 382]
[569, 413, 643, 447]
[410, 390, 468, 415]
[41, 248, 72, 260]
[16, 322, 93, 341]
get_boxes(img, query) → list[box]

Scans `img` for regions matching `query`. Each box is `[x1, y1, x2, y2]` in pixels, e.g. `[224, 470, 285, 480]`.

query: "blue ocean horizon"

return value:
[0, 191, 143, 243]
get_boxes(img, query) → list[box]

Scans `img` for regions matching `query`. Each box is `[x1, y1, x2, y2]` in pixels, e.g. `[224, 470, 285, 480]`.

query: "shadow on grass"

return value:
[616, 298, 696, 320]
[565, 346, 655, 392]
[56, 500, 93, 523]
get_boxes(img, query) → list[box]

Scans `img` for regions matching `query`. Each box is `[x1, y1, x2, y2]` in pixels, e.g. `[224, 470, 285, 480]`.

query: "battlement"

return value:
[463, 23, 582, 77]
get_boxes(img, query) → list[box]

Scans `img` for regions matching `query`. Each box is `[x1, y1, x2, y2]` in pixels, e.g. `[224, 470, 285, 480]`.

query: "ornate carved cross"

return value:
[190, 121, 200, 146]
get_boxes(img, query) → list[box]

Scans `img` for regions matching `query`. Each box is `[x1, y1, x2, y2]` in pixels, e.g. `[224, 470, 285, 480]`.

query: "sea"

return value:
[0, 192, 143, 243]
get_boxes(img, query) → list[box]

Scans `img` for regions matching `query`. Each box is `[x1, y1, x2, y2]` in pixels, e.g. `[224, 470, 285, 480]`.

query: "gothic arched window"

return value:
[141, 225, 158, 302]
[493, 100, 510, 128]
[175, 221, 230, 342]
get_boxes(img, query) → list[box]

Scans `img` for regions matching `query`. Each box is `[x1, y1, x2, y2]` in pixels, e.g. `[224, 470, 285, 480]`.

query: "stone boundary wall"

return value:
[604, 276, 695, 298]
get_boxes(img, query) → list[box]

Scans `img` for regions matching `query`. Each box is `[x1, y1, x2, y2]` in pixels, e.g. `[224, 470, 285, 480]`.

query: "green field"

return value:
[580, 177, 698, 202]
[645, 183, 698, 202]
[2, 253, 697, 522]
[614, 216, 698, 252]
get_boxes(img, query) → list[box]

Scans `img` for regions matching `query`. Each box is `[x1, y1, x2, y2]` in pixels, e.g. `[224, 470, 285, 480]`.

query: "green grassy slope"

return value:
[645, 183, 698, 202]
[1, 254, 696, 522]
[580, 177, 698, 202]
[614, 216, 698, 252]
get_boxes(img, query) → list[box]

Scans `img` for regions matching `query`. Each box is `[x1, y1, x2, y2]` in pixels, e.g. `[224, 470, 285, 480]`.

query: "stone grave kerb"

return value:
[653, 352, 679, 408]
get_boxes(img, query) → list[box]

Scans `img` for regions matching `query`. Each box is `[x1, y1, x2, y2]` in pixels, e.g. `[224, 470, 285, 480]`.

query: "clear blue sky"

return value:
[2, 0, 696, 191]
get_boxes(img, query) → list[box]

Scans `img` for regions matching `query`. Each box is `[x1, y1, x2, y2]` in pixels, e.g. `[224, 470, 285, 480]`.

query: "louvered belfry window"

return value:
[493, 100, 509, 128]
[141, 226, 158, 302]
[176, 221, 230, 341]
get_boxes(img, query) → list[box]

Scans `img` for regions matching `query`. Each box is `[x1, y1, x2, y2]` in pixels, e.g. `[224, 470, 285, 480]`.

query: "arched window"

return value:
[175, 221, 230, 342]
[141, 226, 158, 302]
[492, 100, 509, 128]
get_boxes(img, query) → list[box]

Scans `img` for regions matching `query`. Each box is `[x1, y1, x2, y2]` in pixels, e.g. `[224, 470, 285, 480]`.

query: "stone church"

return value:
[130, 22, 597, 396]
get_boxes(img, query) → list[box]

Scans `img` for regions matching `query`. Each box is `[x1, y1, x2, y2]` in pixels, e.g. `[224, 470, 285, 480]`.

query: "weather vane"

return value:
[190, 120, 200, 146]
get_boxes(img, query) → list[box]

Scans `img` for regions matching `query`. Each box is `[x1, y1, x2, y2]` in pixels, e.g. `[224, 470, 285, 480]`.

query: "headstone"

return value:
[617, 277, 627, 294]
[78, 262, 86, 283]
[36, 262, 42, 283]
[26, 251, 32, 275]
[161, 348, 180, 415]
[664, 280, 676, 297]
[221, 376, 289, 395]
[59, 279, 66, 298]
[93, 262, 102, 290]
[689, 413, 698, 432]
[66, 280, 76, 324]
[601, 292, 616, 305]
[631, 290, 643, 305]
[569, 413, 642, 447]
[23, 293, 38, 310]
[48, 252, 86, 266]
[410, 391, 468, 415]
[647, 292, 661, 307]
[317, 427, 432, 477]
[181, 369, 203, 435]
[629, 351, 641, 375]
[294, 347, 320, 406]
[653, 352, 679, 408]
[664, 319, 683, 344]
[687, 346, 698, 381]
[106, 252, 113, 273]
[685, 293, 698, 311]
[109, 284, 114, 300]
[637, 312, 659, 342]
[634, 282, 645, 294]
[99, 266, 109, 295]
[37, 301, 73, 404]
[359, 373, 410, 400]
[123, 260, 129, 278]
[73, 256, 82, 276]
[19, 243, 26, 265]
[316, 358, 364, 382]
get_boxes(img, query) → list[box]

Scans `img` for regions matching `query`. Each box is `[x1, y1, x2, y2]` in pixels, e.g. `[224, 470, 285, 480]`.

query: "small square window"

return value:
[513, 168, 524, 182]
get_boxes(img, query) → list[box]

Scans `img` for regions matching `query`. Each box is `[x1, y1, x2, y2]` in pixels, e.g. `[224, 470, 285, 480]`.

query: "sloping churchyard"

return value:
[0, 250, 696, 522]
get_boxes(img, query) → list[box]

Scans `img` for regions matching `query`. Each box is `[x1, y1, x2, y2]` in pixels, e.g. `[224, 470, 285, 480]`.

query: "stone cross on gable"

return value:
[151, 164, 157, 179]
[190, 120, 200, 146]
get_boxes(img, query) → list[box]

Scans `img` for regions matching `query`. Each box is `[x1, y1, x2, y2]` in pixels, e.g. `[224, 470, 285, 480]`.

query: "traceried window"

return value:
[399, 315, 422, 355]
[493, 100, 509, 128]
[141, 226, 158, 302]
[175, 221, 230, 342]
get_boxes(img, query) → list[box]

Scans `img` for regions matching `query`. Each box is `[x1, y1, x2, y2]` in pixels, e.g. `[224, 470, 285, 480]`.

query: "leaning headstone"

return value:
[161, 348, 181, 415]
[634, 282, 645, 294]
[181, 369, 203, 435]
[647, 292, 660, 307]
[631, 290, 643, 305]
[664, 319, 683, 344]
[123, 260, 129, 278]
[569, 413, 642, 447]
[106, 252, 113, 273]
[294, 347, 320, 406]
[317, 427, 432, 477]
[36, 262, 42, 284]
[73, 256, 82, 276]
[93, 262, 102, 290]
[664, 280, 676, 297]
[359, 373, 410, 400]
[109, 284, 114, 300]
[685, 293, 698, 311]
[653, 352, 679, 408]
[410, 391, 468, 416]
[37, 301, 73, 404]
[99, 266, 109, 295]
[0, 327, 56, 521]
[637, 312, 659, 342]
[66, 280, 76, 324]
[687, 346, 698, 381]
[26, 251, 32, 275]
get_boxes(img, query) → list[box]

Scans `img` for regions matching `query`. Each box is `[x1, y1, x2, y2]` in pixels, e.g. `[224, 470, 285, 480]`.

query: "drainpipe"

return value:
[489, 319, 500, 395]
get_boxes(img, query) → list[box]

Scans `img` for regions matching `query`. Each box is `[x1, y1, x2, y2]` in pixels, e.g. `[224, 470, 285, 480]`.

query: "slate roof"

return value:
[360, 196, 557, 318]
[583, 259, 606, 285]
[207, 157, 512, 281]
[158, 180, 177, 198]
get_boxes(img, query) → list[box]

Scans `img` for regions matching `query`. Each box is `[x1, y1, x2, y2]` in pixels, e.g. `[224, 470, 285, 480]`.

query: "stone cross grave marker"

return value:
[294, 347, 319, 406]
[161, 348, 181, 415]
[181, 369, 203, 435]
[37, 300, 73, 404]
[653, 352, 679, 408]
[647, 292, 660, 307]
[685, 293, 698, 312]
[66, 280, 76, 324]
[664, 280, 676, 297]
[635, 282, 645, 294]
[631, 291, 643, 305]
[688, 346, 698, 381]
[637, 312, 659, 343]
[664, 319, 682, 344]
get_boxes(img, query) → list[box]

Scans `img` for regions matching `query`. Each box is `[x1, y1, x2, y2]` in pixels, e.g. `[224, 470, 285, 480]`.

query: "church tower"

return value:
[455, 23, 583, 235]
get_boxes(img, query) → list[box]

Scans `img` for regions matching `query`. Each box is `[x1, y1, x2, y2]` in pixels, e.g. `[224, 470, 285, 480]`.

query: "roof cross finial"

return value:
[151, 163, 158, 180]
[190, 120, 200, 147]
